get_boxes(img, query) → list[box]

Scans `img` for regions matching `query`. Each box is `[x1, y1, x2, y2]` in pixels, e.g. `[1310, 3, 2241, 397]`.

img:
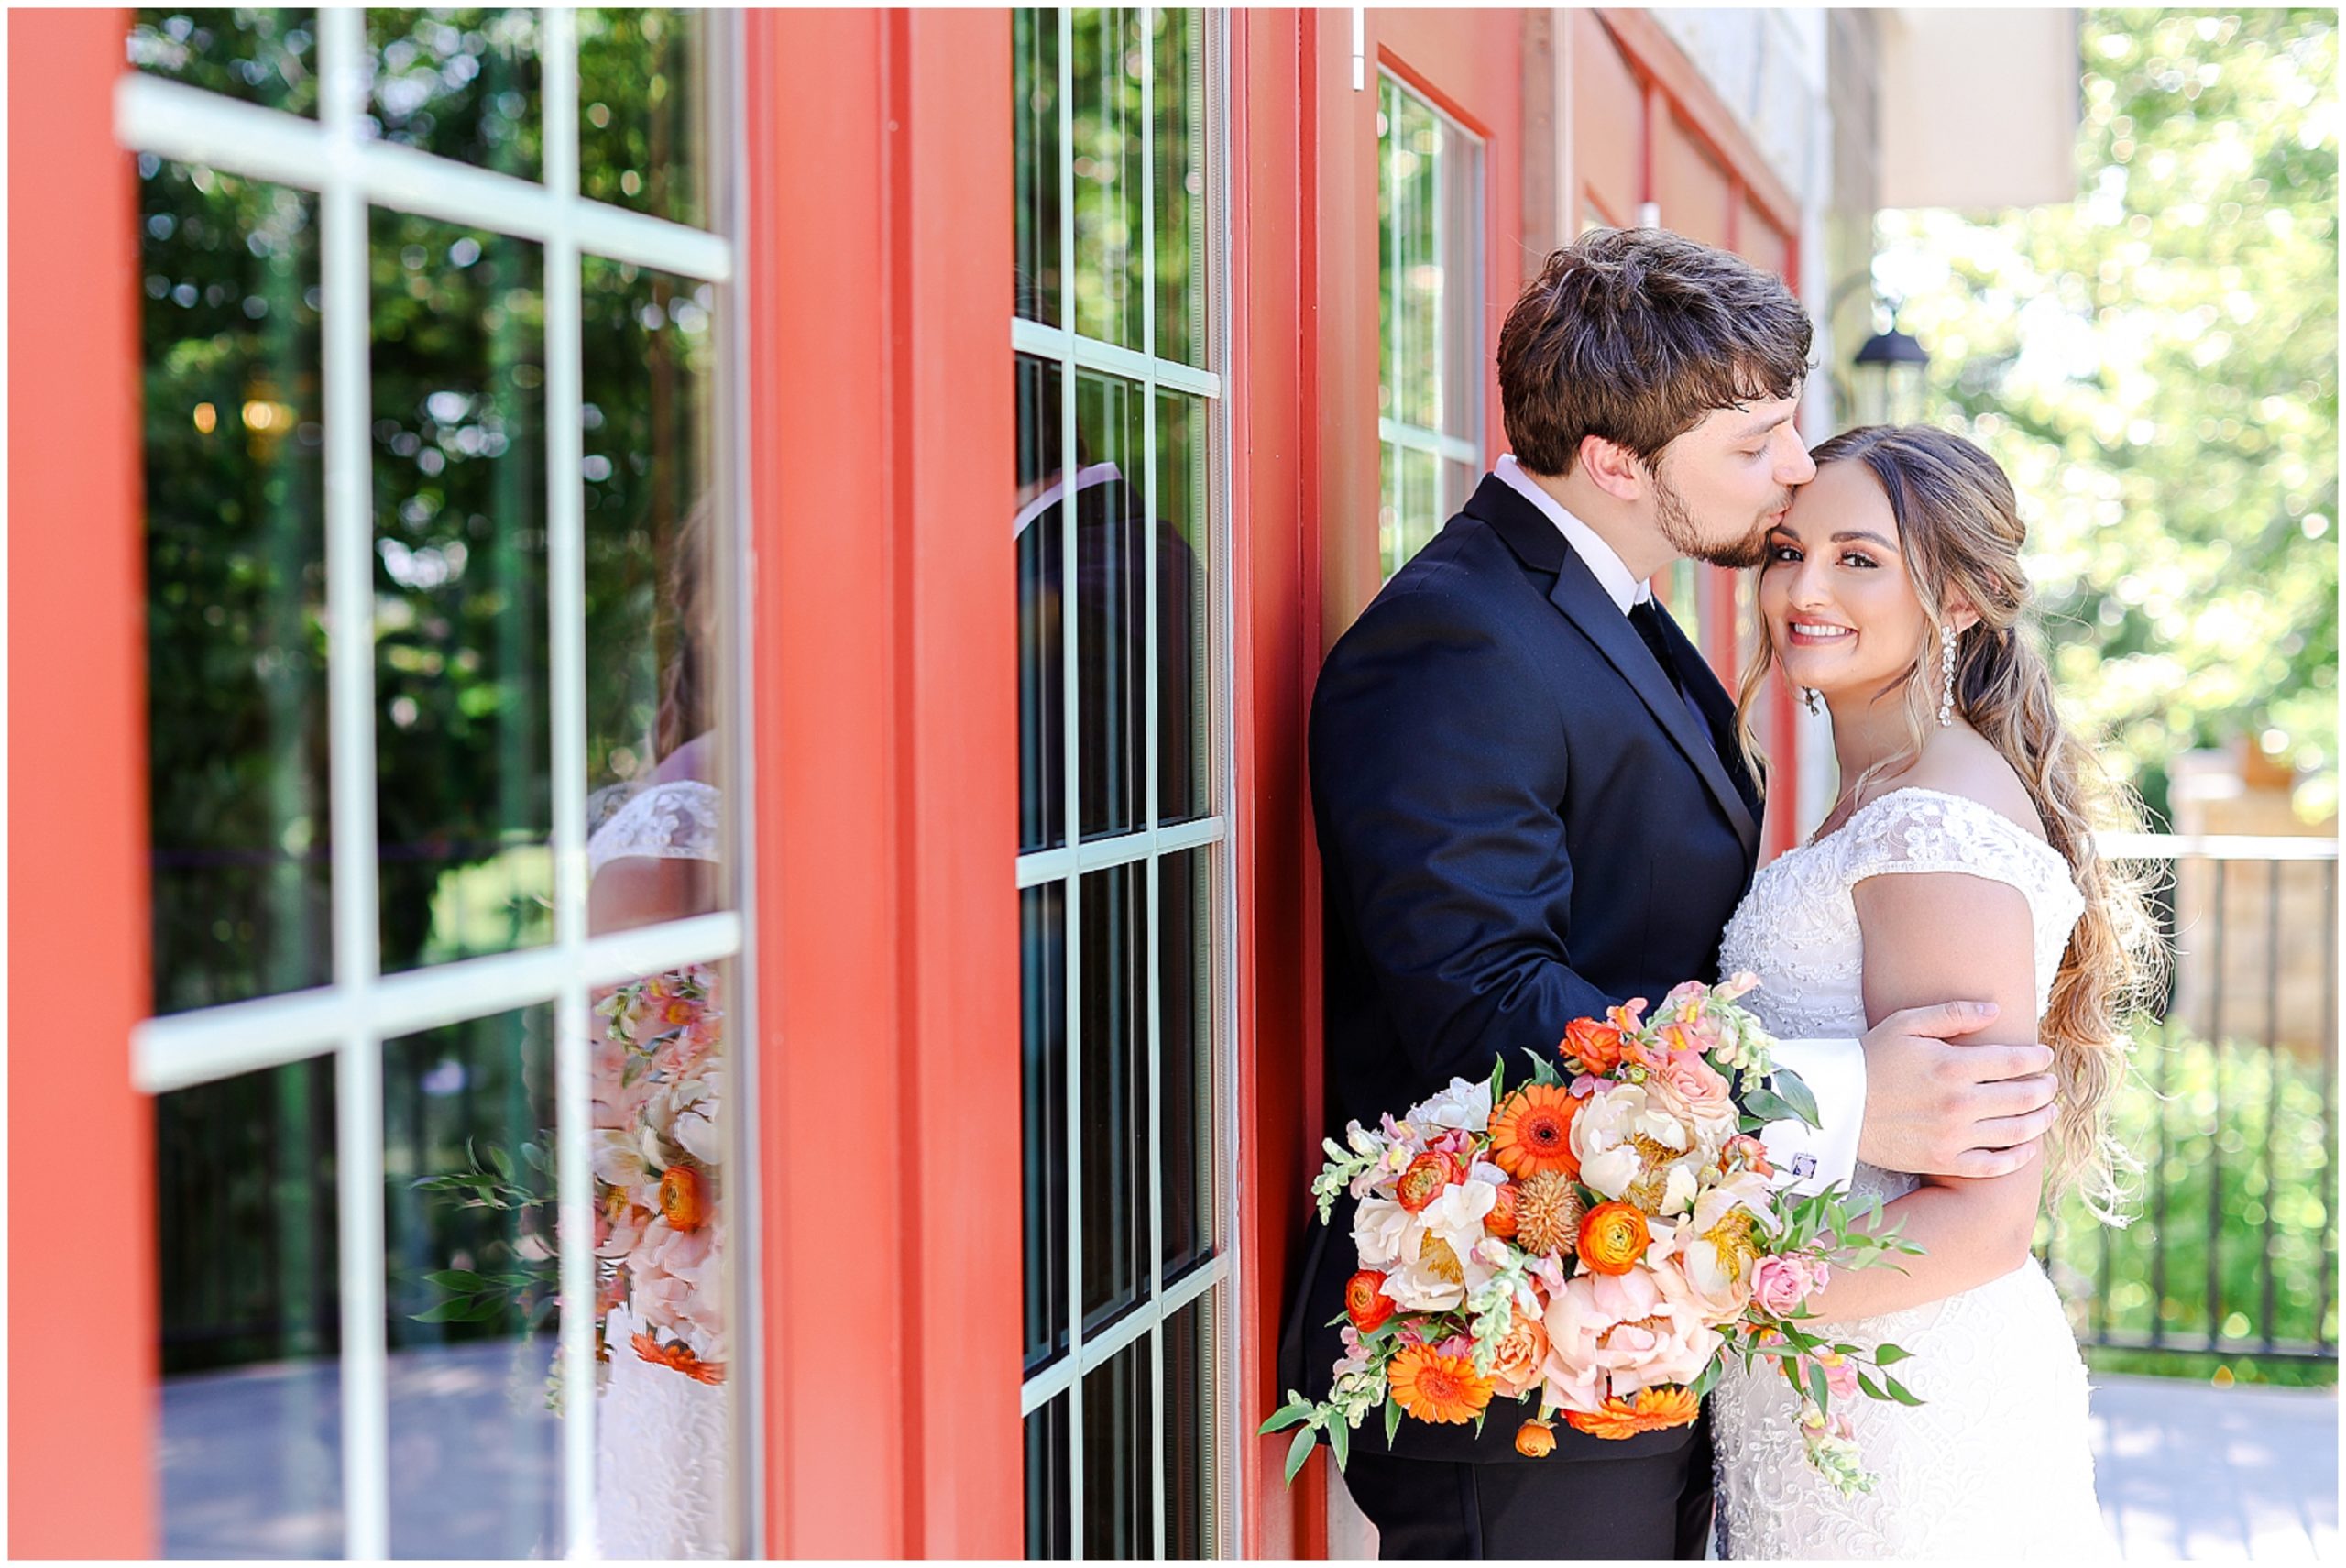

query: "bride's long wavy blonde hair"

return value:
[1734, 424, 2165, 1220]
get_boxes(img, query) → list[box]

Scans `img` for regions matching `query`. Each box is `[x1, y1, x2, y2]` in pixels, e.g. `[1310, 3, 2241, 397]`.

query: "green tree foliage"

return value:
[1876, 9, 2338, 825]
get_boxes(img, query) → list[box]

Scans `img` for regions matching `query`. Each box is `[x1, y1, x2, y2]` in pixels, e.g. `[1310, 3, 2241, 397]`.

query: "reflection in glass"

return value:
[1159, 848, 1215, 1280]
[1025, 1393, 1073, 1561]
[364, 9, 542, 179]
[1080, 864, 1149, 1332]
[144, 160, 332, 1014]
[1377, 76, 1485, 578]
[1154, 389, 1210, 826]
[1069, 8, 1146, 351]
[1023, 882, 1070, 1373]
[1013, 8, 1062, 327]
[1074, 371, 1147, 841]
[578, 9, 707, 229]
[1016, 352, 1066, 854]
[582, 255, 728, 923]
[1152, 7, 1205, 367]
[1080, 1339, 1154, 1559]
[369, 212, 550, 972]
[1163, 1292, 1219, 1559]
[385, 1008, 562, 1558]
[158, 1058, 343, 1557]
[129, 9, 320, 116]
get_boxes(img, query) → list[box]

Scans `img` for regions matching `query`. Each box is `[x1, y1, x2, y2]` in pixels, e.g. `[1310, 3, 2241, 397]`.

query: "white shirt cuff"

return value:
[1758, 1036, 1867, 1196]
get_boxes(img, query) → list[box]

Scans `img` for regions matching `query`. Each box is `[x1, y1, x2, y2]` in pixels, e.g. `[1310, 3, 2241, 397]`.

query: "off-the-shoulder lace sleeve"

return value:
[1837, 787, 2085, 1009]
[586, 779, 722, 878]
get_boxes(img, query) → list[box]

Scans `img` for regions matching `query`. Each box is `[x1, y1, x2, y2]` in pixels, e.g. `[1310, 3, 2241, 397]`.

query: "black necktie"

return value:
[1628, 599, 1683, 694]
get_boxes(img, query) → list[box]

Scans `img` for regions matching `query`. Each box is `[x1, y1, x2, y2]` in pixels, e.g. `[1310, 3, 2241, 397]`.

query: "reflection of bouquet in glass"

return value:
[592, 966, 726, 1385]
[1262, 976, 1920, 1497]
[413, 965, 727, 1393]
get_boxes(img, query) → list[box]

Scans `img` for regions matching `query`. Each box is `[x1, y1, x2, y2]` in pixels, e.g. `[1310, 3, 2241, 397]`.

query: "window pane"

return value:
[364, 9, 543, 180]
[1069, 7, 1146, 351]
[384, 1007, 563, 1558]
[1013, 7, 1062, 327]
[586, 962, 738, 1554]
[1380, 80, 1440, 433]
[370, 213, 551, 972]
[142, 161, 332, 1014]
[1080, 1338, 1153, 1559]
[1152, 6, 1204, 367]
[1440, 130, 1483, 445]
[1380, 442, 1442, 579]
[1016, 352, 1067, 854]
[1023, 881, 1070, 1374]
[158, 1058, 344, 1557]
[1154, 389, 1211, 827]
[1163, 1290, 1220, 1559]
[1074, 372, 1148, 841]
[1080, 863, 1149, 1332]
[577, 8, 707, 229]
[1025, 1392, 1073, 1561]
[1160, 847, 1216, 1280]
[582, 256, 730, 915]
[129, 8, 319, 116]
[1442, 456, 1477, 521]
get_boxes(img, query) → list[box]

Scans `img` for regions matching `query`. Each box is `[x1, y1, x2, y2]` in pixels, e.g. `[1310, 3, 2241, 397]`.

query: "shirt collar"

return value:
[1493, 454, 1651, 615]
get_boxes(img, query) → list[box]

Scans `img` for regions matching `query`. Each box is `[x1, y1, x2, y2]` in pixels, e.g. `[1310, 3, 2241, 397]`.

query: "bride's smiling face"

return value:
[1759, 459, 1946, 703]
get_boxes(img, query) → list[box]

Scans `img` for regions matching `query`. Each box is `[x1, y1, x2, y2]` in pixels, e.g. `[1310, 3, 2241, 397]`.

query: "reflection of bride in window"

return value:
[585, 501, 729, 1558]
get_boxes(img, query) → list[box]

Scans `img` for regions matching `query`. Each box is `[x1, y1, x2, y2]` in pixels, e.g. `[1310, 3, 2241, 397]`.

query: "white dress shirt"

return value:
[1493, 452, 1869, 1196]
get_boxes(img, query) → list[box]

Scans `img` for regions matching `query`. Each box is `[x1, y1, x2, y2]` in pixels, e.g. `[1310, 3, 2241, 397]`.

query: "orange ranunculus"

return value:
[659, 1163, 711, 1233]
[1386, 1344, 1496, 1425]
[1562, 1017, 1628, 1075]
[1563, 1385, 1700, 1440]
[1344, 1269, 1395, 1333]
[1395, 1151, 1458, 1213]
[1515, 1418, 1558, 1457]
[1576, 1201, 1651, 1276]
[1488, 1085, 1581, 1181]
[1484, 1180, 1520, 1240]
[632, 1330, 727, 1386]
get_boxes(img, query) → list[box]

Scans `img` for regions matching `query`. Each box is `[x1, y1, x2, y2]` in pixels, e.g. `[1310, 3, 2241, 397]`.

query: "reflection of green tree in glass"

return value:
[1879, 9, 2338, 825]
[129, 8, 319, 115]
[578, 8, 705, 228]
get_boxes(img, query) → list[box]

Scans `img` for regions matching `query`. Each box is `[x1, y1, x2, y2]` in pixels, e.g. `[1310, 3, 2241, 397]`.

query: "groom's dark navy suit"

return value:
[1283, 473, 1764, 1558]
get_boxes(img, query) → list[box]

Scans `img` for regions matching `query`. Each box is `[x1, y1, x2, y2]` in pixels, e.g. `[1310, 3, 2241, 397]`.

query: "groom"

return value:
[1283, 227, 2065, 1558]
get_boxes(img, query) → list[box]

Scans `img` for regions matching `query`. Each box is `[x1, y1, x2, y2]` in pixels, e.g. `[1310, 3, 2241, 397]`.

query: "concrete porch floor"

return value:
[2090, 1373, 2338, 1561]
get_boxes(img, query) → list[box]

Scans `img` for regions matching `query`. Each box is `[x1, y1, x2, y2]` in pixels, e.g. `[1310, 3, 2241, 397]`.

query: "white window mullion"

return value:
[316, 9, 389, 1558]
[1056, 11, 1086, 1556]
[537, 10, 601, 1558]
[1137, 10, 1168, 1558]
[1009, 315, 1219, 399]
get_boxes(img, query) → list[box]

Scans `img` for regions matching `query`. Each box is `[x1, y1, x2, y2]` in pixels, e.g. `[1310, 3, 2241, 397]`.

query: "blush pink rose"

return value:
[1750, 1254, 1821, 1318]
[1648, 1048, 1738, 1152]
[1540, 1266, 1722, 1416]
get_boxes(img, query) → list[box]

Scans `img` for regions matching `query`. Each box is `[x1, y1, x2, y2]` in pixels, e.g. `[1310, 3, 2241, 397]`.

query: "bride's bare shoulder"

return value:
[1891, 729, 2049, 846]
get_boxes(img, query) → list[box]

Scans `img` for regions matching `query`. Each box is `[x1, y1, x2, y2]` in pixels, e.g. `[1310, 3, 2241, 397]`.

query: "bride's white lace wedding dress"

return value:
[586, 778, 730, 1559]
[1710, 787, 2115, 1560]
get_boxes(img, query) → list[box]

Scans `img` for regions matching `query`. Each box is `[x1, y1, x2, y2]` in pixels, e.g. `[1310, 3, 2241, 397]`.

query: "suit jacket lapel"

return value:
[1465, 475, 1763, 864]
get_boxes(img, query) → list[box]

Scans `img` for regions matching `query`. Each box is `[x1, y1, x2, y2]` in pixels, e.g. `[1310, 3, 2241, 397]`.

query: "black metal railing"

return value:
[2040, 833, 2339, 1372]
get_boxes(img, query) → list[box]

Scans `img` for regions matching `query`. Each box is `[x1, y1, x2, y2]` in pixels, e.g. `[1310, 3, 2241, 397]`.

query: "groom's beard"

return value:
[1654, 471, 1782, 570]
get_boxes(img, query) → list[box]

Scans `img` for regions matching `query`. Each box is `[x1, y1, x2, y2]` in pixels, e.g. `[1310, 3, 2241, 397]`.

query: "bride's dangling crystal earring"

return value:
[1802, 686, 1821, 717]
[1938, 629, 1958, 728]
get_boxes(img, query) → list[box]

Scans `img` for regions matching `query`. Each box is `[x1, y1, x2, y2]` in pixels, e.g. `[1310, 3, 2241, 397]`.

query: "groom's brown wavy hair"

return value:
[1498, 227, 1814, 477]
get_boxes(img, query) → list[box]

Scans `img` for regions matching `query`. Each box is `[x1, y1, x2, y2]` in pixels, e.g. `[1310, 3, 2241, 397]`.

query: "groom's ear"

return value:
[1577, 433, 1648, 503]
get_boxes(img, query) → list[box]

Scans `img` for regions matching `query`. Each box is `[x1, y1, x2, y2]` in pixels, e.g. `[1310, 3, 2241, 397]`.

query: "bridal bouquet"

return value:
[1261, 976, 1920, 1497]
[413, 964, 728, 1394]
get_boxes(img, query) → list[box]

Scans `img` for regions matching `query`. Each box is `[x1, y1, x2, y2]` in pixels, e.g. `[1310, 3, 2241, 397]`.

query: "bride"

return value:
[1710, 424, 2156, 1558]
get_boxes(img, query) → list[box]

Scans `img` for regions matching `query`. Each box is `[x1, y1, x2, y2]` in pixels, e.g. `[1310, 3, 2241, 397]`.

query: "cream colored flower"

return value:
[1572, 1083, 1707, 1217]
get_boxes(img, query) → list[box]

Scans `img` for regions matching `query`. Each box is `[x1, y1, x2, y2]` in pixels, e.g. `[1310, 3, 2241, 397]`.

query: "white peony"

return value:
[1572, 1082, 1708, 1218]
[1408, 1078, 1494, 1134]
[1352, 1194, 1416, 1269]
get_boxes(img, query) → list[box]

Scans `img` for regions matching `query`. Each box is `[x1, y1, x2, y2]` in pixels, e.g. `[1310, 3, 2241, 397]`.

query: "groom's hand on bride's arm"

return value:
[1854, 1001, 2059, 1179]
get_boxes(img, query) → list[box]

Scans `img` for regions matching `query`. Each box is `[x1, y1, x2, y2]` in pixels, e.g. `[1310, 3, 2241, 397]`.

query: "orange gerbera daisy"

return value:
[1562, 1016, 1629, 1075]
[632, 1331, 727, 1386]
[1563, 1386, 1700, 1440]
[1385, 1344, 1495, 1425]
[1487, 1085, 1581, 1180]
[1576, 1201, 1651, 1275]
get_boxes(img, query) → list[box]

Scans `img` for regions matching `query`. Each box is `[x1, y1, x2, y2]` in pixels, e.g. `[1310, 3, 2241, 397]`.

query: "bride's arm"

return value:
[1795, 867, 2048, 1323]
